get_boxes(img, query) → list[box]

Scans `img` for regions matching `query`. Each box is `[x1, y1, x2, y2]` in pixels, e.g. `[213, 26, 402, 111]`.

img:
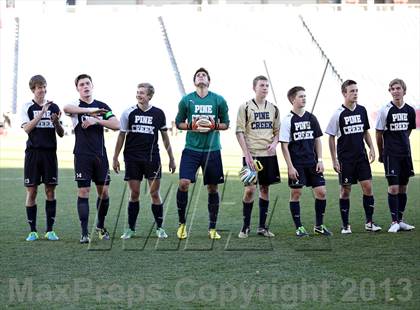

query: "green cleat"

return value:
[208, 229, 221, 240]
[120, 229, 135, 240]
[45, 231, 59, 241]
[156, 228, 168, 239]
[296, 226, 309, 237]
[177, 224, 187, 239]
[314, 225, 332, 236]
[26, 231, 39, 241]
[95, 227, 110, 240]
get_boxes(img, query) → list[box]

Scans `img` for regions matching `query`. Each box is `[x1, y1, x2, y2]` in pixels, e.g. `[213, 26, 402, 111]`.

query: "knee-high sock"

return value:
[289, 201, 302, 229]
[45, 200, 56, 232]
[96, 197, 109, 229]
[151, 203, 163, 228]
[176, 189, 188, 224]
[397, 193, 407, 221]
[128, 201, 140, 231]
[208, 192, 219, 229]
[363, 195, 374, 223]
[259, 198, 269, 228]
[339, 198, 350, 227]
[26, 205, 37, 232]
[388, 193, 398, 222]
[77, 197, 89, 235]
[242, 201, 253, 228]
[315, 199, 326, 227]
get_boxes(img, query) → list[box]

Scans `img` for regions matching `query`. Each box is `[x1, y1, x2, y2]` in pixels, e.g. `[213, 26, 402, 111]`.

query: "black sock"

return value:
[128, 201, 140, 231]
[289, 201, 302, 229]
[363, 195, 374, 223]
[77, 197, 89, 235]
[259, 198, 269, 229]
[388, 193, 398, 222]
[176, 189, 188, 224]
[45, 200, 56, 232]
[96, 197, 109, 229]
[26, 205, 37, 232]
[151, 204, 163, 228]
[242, 201, 253, 229]
[339, 198, 350, 227]
[208, 192, 219, 229]
[315, 199, 326, 227]
[397, 193, 407, 221]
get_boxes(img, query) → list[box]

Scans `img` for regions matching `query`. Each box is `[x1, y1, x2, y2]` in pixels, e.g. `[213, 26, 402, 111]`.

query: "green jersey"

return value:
[175, 91, 229, 152]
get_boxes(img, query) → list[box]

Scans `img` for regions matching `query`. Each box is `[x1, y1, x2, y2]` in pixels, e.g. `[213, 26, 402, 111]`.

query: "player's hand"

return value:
[288, 166, 299, 181]
[267, 141, 278, 155]
[316, 161, 324, 173]
[245, 153, 255, 171]
[332, 159, 341, 173]
[113, 158, 120, 173]
[51, 111, 61, 125]
[88, 108, 108, 117]
[82, 116, 99, 129]
[169, 158, 176, 174]
[194, 117, 213, 133]
[368, 148, 375, 163]
[41, 101, 52, 114]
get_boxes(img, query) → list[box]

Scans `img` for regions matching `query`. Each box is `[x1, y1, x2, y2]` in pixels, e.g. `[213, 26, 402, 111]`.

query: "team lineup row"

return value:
[21, 69, 416, 243]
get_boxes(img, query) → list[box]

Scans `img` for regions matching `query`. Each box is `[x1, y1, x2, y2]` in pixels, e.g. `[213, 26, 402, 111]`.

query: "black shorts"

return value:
[288, 165, 325, 189]
[383, 155, 415, 186]
[24, 149, 58, 187]
[124, 158, 162, 181]
[74, 154, 110, 188]
[339, 158, 372, 185]
[179, 149, 224, 185]
[242, 155, 281, 186]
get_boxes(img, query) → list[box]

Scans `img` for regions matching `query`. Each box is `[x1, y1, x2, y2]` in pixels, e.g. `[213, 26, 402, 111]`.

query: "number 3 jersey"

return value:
[279, 110, 323, 167]
[325, 104, 370, 163]
[120, 105, 167, 162]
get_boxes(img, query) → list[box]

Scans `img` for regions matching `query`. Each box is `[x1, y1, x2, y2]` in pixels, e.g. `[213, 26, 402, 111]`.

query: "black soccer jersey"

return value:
[20, 100, 61, 150]
[120, 105, 167, 162]
[325, 104, 370, 163]
[69, 99, 114, 156]
[280, 111, 323, 167]
[375, 102, 416, 157]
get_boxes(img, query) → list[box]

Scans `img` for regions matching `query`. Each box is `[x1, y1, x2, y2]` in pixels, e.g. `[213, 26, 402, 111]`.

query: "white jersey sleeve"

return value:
[279, 113, 292, 142]
[20, 101, 31, 127]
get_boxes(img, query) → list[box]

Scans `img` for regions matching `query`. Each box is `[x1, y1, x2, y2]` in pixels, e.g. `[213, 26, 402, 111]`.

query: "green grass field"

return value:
[0, 131, 419, 309]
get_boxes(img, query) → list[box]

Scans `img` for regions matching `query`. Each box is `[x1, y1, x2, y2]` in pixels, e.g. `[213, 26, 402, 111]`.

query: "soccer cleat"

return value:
[257, 227, 275, 237]
[156, 228, 168, 239]
[398, 221, 415, 231]
[26, 231, 39, 241]
[96, 227, 110, 240]
[177, 224, 187, 239]
[79, 234, 91, 244]
[45, 231, 59, 241]
[296, 226, 309, 237]
[341, 225, 352, 234]
[365, 222, 382, 232]
[120, 229, 135, 240]
[388, 222, 400, 233]
[208, 229, 221, 240]
[314, 225, 332, 236]
[238, 226, 250, 239]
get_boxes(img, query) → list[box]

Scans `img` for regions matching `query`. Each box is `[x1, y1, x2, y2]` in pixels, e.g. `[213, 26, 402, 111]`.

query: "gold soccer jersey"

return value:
[236, 99, 280, 157]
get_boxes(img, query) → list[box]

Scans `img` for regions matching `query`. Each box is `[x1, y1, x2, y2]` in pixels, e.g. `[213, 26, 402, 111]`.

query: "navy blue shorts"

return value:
[383, 155, 414, 186]
[24, 149, 58, 187]
[242, 155, 281, 186]
[124, 158, 162, 181]
[179, 149, 224, 185]
[74, 154, 110, 188]
[288, 165, 325, 189]
[339, 157, 372, 185]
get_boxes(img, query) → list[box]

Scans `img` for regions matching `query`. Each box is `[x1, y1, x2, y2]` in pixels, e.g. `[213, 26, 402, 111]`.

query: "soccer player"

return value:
[236, 75, 280, 238]
[280, 86, 331, 237]
[113, 83, 176, 239]
[326, 80, 381, 234]
[21, 75, 64, 241]
[175, 67, 230, 240]
[63, 74, 120, 243]
[376, 78, 416, 233]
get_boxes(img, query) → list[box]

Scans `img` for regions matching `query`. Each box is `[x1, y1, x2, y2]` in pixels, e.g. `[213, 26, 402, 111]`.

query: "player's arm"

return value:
[112, 131, 126, 173]
[363, 130, 375, 163]
[236, 132, 255, 170]
[22, 101, 51, 134]
[375, 130, 384, 163]
[328, 135, 340, 173]
[314, 137, 324, 173]
[96, 114, 120, 131]
[63, 104, 108, 116]
[281, 142, 299, 180]
[161, 130, 176, 174]
[267, 130, 279, 155]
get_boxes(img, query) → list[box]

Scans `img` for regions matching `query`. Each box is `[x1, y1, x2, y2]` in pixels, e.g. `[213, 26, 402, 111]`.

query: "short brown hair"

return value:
[193, 67, 210, 82]
[253, 75, 268, 88]
[389, 78, 406, 94]
[29, 75, 47, 90]
[137, 82, 155, 98]
[75, 74, 92, 86]
[287, 86, 305, 104]
[341, 79, 357, 94]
